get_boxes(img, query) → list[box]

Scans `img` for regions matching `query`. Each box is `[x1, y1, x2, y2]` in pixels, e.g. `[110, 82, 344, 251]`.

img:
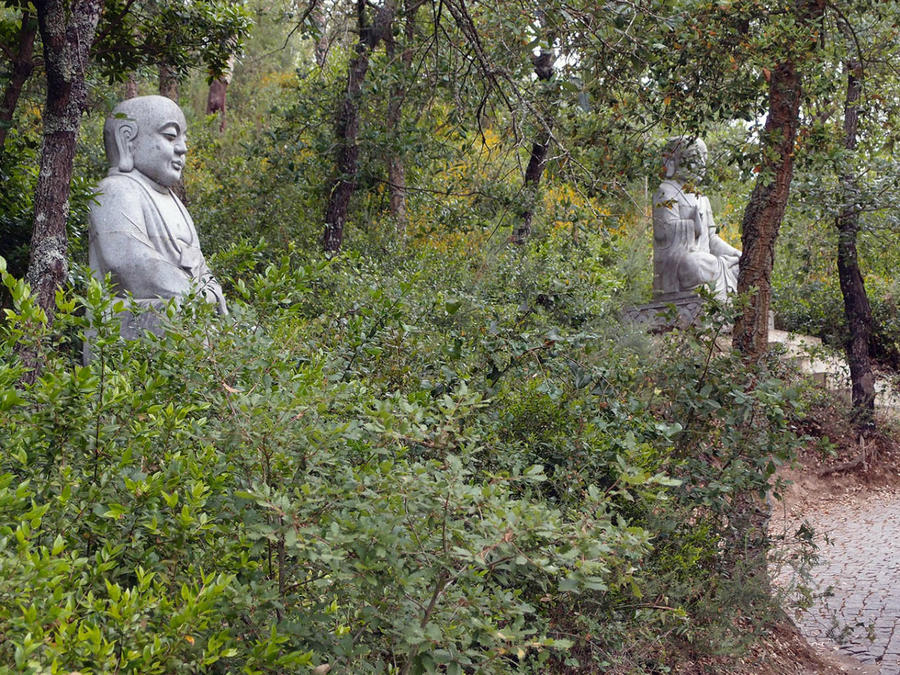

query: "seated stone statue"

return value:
[88, 95, 226, 338]
[652, 137, 741, 301]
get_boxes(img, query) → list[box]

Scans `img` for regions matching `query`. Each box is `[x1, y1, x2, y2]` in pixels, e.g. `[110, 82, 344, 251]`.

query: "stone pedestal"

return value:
[623, 291, 704, 331]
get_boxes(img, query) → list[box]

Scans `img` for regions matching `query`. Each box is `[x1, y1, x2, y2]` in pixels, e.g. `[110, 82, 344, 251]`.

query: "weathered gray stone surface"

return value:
[622, 291, 704, 330]
[88, 95, 226, 339]
[652, 137, 741, 301]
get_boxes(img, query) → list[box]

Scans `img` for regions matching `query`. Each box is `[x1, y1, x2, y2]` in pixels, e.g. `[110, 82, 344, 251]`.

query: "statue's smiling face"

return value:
[132, 104, 188, 188]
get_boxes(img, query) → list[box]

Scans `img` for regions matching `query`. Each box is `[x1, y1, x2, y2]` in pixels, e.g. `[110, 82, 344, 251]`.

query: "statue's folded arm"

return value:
[92, 229, 194, 300]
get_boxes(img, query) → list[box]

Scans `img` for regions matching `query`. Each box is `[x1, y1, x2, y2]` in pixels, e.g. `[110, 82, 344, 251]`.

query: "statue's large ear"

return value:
[114, 119, 139, 173]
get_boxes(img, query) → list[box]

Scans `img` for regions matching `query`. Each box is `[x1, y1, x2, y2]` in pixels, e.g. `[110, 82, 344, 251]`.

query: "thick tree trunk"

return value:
[159, 63, 179, 101]
[207, 79, 228, 116]
[732, 62, 802, 358]
[0, 11, 37, 150]
[206, 55, 235, 132]
[512, 47, 554, 245]
[26, 0, 103, 319]
[322, 47, 370, 253]
[322, 0, 395, 252]
[733, 0, 824, 359]
[836, 58, 875, 428]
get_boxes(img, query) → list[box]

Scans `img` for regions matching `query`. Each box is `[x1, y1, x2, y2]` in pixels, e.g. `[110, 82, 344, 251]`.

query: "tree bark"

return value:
[322, 0, 395, 252]
[732, 61, 801, 358]
[384, 0, 418, 232]
[322, 44, 370, 252]
[206, 55, 235, 132]
[207, 78, 227, 118]
[159, 63, 179, 100]
[512, 47, 554, 245]
[312, 3, 328, 67]
[0, 10, 38, 150]
[124, 72, 138, 99]
[835, 57, 875, 428]
[26, 0, 103, 320]
[733, 0, 825, 359]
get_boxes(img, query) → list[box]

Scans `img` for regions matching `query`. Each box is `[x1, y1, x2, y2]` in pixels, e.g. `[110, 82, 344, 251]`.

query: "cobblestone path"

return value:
[773, 490, 900, 674]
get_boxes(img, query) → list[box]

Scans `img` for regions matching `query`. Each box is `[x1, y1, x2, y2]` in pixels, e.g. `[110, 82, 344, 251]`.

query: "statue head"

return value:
[103, 95, 188, 188]
[663, 137, 708, 184]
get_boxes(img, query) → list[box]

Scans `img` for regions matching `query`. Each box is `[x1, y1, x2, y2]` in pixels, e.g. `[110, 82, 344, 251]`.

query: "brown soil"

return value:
[661, 618, 877, 674]
[724, 620, 878, 674]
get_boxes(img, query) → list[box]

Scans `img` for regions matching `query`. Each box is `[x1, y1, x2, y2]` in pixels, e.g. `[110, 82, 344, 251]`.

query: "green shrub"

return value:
[0, 244, 809, 672]
[773, 274, 900, 368]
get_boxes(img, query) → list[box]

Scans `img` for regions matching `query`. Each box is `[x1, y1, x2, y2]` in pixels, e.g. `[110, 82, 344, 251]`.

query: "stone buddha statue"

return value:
[652, 137, 741, 301]
[88, 95, 226, 338]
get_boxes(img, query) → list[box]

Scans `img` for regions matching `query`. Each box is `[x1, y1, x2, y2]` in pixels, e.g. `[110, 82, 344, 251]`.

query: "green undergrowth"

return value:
[772, 273, 900, 370]
[0, 240, 810, 674]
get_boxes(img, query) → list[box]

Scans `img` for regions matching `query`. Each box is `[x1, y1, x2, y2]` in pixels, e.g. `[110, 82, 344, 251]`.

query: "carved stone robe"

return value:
[652, 179, 740, 301]
[88, 170, 226, 338]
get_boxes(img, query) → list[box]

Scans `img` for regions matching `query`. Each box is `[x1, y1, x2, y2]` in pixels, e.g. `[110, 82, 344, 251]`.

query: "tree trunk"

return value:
[312, 4, 328, 67]
[322, 45, 370, 253]
[384, 0, 418, 232]
[124, 72, 138, 99]
[159, 63, 179, 101]
[27, 0, 103, 314]
[835, 57, 875, 428]
[322, 0, 395, 252]
[512, 47, 554, 245]
[23, 0, 103, 380]
[206, 55, 235, 132]
[207, 78, 227, 118]
[0, 10, 37, 150]
[732, 0, 824, 359]
[732, 62, 801, 358]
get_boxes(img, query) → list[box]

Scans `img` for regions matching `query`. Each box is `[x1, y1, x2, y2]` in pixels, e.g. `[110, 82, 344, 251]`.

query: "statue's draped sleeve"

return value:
[653, 183, 697, 254]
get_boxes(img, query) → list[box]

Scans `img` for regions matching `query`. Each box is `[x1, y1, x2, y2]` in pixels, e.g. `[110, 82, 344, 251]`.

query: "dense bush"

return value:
[772, 273, 900, 368]
[0, 236, 808, 672]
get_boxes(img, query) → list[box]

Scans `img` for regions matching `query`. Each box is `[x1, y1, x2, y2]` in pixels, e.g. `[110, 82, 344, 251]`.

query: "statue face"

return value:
[663, 137, 708, 185]
[131, 102, 188, 188]
[678, 142, 707, 184]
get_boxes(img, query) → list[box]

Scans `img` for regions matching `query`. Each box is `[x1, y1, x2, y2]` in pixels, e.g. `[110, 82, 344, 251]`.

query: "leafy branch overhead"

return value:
[91, 0, 252, 82]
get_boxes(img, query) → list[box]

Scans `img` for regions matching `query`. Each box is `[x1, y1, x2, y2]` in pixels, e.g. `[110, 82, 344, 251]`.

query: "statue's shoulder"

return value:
[91, 174, 155, 227]
[96, 172, 143, 193]
[94, 173, 152, 207]
[653, 180, 682, 207]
